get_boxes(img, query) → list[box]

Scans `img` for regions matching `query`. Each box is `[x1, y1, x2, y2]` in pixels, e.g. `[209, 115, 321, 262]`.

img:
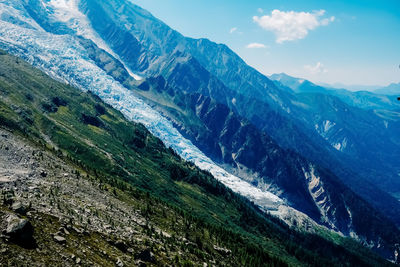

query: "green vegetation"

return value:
[0, 50, 394, 266]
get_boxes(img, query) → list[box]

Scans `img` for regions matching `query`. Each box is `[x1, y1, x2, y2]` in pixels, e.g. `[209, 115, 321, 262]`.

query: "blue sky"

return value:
[132, 0, 400, 87]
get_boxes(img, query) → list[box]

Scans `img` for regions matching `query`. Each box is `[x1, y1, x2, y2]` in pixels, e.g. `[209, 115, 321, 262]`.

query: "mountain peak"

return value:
[374, 82, 400, 95]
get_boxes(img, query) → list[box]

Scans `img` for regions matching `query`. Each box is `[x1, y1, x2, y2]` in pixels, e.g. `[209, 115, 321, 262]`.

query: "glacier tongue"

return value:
[0, 12, 284, 211]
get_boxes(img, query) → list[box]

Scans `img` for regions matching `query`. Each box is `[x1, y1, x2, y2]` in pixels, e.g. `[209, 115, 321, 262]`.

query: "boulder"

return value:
[1, 213, 36, 248]
[62, 228, 70, 235]
[5, 214, 28, 234]
[116, 258, 124, 267]
[11, 202, 27, 215]
[111, 239, 128, 252]
[136, 248, 156, 263]
[54, 235, 66, 244]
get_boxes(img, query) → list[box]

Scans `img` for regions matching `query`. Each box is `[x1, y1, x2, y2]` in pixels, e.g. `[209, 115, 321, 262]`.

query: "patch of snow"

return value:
[322, 120, 335, 133]
[130, 73, 143, 81]
[316, 121, 349, 152]
[315, 120, 336, 138]
[303, 165, 336, 229]
[344, 204, 357, 239]
[291, 100, 310, 109]
[333, 138, 347, 151]
[333, 143, 341, 150]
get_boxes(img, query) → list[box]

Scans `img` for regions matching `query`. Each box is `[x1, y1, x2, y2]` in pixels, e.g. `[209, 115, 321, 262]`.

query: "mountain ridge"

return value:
[374, 83, 400, 96]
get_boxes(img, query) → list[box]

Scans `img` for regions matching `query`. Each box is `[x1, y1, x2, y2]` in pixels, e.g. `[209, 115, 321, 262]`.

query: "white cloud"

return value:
[253, 9, 335, 43]
[304, 62, 327, 74]
[230, 27, 238, 34]
[321, 16, 336, 26]
[257, 8, 264, 14]
[246, 43, 267, 49]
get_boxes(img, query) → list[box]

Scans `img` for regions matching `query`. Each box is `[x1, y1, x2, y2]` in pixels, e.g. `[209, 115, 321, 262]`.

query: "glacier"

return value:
[0, 0, 288, 213]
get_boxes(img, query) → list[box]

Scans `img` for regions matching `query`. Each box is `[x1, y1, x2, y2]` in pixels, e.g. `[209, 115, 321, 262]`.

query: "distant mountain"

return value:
[271, 73, 400, 111]
[374, 83, 400, 95]
[319, 82, 382, 92]
[320, 82, 400, 95]
[270, 73, 400, 217]
[270, 73, 330, 94]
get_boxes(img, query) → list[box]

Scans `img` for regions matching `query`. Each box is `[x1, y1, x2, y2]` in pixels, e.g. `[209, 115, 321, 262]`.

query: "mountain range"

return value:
[0, 0, 399, 265]
[374, 83, 400, 96]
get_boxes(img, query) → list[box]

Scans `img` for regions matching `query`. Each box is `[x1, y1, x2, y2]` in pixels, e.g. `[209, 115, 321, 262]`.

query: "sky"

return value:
[131, 0, 400, 88]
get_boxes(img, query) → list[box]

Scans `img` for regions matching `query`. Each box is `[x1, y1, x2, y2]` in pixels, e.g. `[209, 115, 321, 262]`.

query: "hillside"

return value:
[0, 51, 396, 266]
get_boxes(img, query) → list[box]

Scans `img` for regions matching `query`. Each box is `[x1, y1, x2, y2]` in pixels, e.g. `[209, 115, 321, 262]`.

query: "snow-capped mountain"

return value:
[1, 0, 400, 260]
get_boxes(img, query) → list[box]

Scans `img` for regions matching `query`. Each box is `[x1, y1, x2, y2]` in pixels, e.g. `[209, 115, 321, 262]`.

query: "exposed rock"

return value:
[72, 226, 83, 233]
[53, 235, 66, 244]
[395, 244, 400, 264]
[136, 248, 156, 263]
[116, 258, 124, 267]
[11, 201, 28, 215]
[135, 260, 147, 267]
[59, 227, 70, 235]
[55, 231, 63, 236]
[213, 245, 231, 255]
[111, 239, 128, 253]
[4, 214, 27, 234]
[1, 213, 35, 248]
